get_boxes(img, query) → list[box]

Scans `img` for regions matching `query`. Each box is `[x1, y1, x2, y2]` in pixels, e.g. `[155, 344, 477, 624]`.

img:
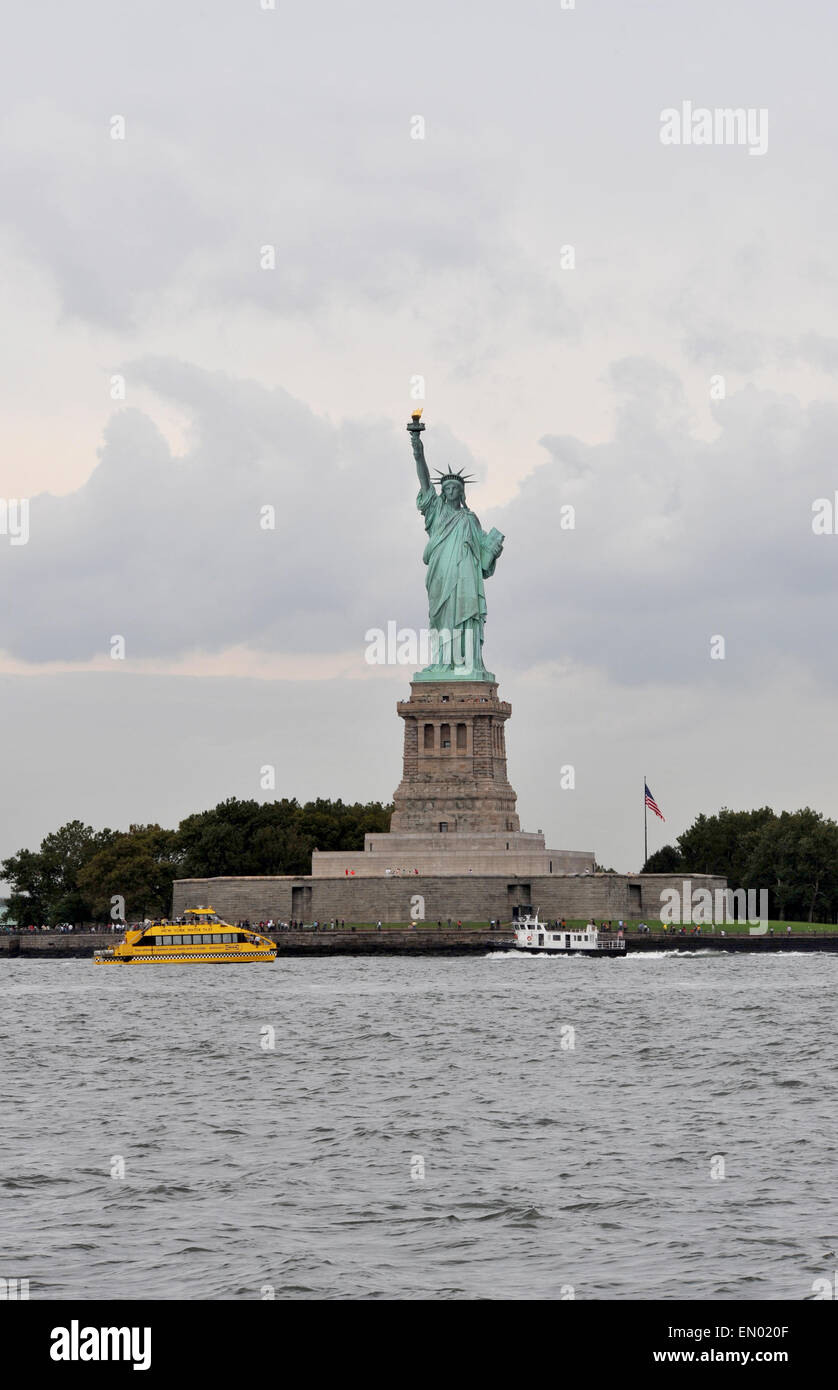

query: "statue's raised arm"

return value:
[407, 409, 431, 493]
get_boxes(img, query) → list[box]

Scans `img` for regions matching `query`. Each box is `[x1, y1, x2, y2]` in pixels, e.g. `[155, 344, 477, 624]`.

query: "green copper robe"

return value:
[416, 485, 503, 680]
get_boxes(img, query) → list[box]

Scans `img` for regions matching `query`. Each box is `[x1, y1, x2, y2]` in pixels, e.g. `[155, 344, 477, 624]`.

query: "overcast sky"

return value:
[2, 0, 837, 876]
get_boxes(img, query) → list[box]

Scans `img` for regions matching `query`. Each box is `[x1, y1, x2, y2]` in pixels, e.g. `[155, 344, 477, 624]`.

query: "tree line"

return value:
[1, 797, 391, 925]
[5, 800, 838, 926]
[643, 806, 838, 922]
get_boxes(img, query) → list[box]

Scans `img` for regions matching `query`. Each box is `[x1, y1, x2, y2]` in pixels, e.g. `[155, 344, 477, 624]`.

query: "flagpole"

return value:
[644, 774, 647, 868]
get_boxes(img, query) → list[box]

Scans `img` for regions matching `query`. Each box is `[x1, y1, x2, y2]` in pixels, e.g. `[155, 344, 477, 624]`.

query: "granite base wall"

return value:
[172, 873, 726, 925]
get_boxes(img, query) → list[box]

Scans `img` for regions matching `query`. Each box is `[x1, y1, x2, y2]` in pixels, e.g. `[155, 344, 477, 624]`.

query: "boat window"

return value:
[222, 933, 233, 943]
[181, 934, 192, 944]
[210, 934, 222, 944]
[161, 935, 172, 945]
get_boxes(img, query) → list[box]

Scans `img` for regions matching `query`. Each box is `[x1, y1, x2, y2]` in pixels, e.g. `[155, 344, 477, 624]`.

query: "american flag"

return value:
[645, 783, 665, 821]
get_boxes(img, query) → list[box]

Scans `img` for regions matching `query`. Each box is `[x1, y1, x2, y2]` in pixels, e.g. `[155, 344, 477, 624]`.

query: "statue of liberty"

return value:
[407, 409, 504, 682]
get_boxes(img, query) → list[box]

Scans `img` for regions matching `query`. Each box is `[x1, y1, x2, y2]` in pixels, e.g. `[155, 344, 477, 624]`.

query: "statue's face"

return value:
[441, 478, 465, 506]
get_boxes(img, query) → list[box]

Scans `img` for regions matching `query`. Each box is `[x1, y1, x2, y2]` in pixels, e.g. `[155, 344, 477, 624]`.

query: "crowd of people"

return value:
[583, 919, 630, 936]
[2, 916, 500, 933]
[235, 918, 345, 931]
[1, 922, 128, 934]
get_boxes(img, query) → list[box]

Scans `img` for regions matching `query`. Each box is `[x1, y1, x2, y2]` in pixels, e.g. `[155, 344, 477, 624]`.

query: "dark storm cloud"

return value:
[490, 367, 838, 686]
[4, 359, 838, 694]
[1, 359, 430, 661]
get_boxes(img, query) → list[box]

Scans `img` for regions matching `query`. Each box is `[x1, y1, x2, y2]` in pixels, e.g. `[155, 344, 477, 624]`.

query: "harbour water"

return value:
[2, 952, 836, 1300]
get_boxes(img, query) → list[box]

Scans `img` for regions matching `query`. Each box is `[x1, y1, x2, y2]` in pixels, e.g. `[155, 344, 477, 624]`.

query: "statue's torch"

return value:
[407, 406, 425, 434]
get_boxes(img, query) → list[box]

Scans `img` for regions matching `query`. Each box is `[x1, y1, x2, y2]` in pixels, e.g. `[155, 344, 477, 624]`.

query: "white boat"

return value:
[512, 912, 626, 957]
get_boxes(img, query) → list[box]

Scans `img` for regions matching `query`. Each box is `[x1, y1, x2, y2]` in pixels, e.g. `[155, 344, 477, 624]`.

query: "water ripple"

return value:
[1, 953, 835, 1300]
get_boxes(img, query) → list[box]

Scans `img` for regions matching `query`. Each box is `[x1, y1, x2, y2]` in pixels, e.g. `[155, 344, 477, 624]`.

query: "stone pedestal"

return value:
[390, 680, 520, 834]
[307, 676, 595, 881]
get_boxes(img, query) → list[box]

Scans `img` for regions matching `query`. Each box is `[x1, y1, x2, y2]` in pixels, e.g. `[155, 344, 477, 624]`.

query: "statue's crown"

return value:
[435, 467, 474, 486]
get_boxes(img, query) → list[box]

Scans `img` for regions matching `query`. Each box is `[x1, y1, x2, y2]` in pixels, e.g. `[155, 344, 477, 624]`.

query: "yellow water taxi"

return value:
[93, 907, 276, 965]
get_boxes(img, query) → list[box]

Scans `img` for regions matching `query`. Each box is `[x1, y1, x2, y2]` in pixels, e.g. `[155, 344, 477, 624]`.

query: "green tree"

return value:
[77, 825, 183, 921]
[2, 848, 49, 926]
[175, 796, 392, 878]
[673, 807, 775, 886]
[745, 809, 838, 922]
[641, 805, 838, 922]
[642, 844, 683, 873]
[1, 821, 118, 924]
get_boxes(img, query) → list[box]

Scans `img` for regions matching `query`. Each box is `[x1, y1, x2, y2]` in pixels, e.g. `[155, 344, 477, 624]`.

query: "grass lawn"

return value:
[561, 918, 837, 937]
